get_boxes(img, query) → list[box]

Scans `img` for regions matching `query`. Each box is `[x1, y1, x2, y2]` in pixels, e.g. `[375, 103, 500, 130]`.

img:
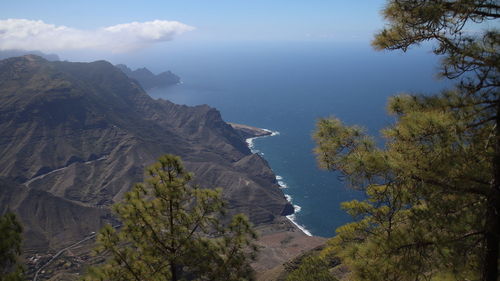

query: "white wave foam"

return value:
[277, 175, 287, 188]
[286, 213, 312, 236]
[245, 137, 254, 148]
[293, 204, 301, 213]
[261, 128, 280, 137]
[244, 128, 278, 154]
[245, 137, 259, 153]
[283, 192, 312, 236]
[278, 181, 288, 188]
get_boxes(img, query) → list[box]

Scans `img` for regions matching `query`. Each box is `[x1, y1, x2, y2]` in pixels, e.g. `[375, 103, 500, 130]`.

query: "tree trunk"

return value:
[170, 261, 178, 281]
[483, 192, 500, 281]
[483, 103, 500, 281]
[169, 191, 177, 281]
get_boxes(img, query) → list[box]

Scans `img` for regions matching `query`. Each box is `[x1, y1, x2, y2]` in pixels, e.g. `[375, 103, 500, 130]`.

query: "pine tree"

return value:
[314, 1, 499, 280]
[84, 154, 258, 281]
[0, 212, 24, 281]
[286, 255, 338, 281]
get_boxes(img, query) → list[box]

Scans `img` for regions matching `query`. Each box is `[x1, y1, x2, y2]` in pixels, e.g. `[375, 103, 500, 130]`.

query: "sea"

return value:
[120, 41, 451, 237]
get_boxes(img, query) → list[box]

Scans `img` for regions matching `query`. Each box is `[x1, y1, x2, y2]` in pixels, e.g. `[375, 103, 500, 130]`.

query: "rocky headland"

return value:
[115, 63, 180, 90]
[229, 122, 273, 139]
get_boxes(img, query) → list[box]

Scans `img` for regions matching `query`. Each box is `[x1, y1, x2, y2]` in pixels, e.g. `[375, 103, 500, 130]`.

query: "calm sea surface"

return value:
[129, 41, 450, 237]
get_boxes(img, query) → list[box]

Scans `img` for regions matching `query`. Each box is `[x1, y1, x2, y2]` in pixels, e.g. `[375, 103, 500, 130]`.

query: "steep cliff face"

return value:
[0, 55, 291, 252]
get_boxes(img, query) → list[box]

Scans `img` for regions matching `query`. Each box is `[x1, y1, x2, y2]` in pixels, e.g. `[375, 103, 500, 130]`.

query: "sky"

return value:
[0, 0, 388, 54]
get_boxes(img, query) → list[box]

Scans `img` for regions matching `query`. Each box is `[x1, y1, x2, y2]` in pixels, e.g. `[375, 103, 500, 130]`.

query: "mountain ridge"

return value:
[0, 55, 292, 253]
[115, 63, 180, 90]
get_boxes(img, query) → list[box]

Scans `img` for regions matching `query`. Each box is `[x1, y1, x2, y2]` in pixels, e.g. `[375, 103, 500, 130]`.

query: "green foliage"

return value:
[315, 91, 496, 280]
[372, 0, 499, 95]
[286, 255, 338, 281]
[0, 213, 24, 281]
[314, 1, 499, 280]
[84, 154, 257, 281]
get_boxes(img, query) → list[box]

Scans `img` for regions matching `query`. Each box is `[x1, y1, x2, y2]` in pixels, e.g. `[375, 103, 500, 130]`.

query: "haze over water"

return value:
[142, 41, 450, 237]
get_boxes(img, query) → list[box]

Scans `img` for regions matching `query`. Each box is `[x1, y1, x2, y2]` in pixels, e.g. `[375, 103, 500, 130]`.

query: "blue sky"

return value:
[2, 0, 387, 43]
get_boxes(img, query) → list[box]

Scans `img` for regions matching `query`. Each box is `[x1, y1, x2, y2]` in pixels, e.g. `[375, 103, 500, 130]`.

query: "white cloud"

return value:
[0, 19, 194, 53]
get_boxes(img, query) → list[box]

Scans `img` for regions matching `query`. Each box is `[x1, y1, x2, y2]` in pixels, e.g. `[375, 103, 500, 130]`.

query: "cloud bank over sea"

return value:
[0, 19, 194, 53]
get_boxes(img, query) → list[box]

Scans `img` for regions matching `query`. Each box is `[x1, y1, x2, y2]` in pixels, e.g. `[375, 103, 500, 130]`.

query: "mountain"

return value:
[0, 55, 294, 253]
[115, 64, 180, 90]
[0, 55, 326, 280]
[0, 49, 60, 61]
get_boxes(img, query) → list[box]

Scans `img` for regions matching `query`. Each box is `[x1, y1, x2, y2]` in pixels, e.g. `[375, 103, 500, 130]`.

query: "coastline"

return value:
[237, 124, 313, 237]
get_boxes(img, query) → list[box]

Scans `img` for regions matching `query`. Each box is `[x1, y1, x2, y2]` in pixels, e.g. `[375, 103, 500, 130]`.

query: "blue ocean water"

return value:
[135, 41, 450, 237]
